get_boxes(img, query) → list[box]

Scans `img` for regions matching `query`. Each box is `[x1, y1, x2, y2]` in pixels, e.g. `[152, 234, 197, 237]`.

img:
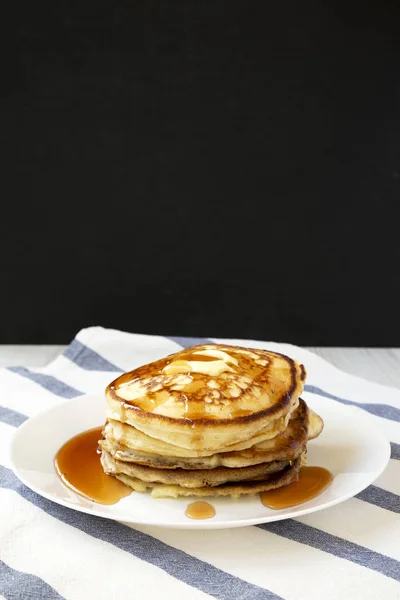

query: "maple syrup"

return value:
[182, 353, 219, 362]
[185, 501, 216, 520]
[260, 466, 333, 509]
[54, 427, 132, 505]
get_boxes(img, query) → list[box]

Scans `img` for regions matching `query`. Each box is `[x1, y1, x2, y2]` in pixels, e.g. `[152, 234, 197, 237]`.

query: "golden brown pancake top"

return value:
[107, 344, 306, 424]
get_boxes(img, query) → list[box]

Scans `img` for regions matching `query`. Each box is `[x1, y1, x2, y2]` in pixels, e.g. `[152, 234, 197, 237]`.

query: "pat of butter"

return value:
[191, 349, 238, 365]
[163, 350, 238, 376]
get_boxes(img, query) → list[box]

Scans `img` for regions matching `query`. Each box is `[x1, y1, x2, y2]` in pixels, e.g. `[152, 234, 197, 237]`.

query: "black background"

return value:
[1, 1, 399, 345]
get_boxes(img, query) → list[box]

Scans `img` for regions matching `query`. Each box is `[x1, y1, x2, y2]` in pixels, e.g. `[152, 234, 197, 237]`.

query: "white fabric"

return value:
[0, 326, 398, 600]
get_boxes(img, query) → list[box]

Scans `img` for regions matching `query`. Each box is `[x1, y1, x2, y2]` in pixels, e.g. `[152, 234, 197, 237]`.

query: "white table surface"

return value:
[0, 345, 399, 390]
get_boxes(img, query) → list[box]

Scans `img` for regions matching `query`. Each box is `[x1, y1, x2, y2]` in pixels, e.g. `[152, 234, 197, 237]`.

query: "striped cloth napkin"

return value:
[0, 327, 399, 600]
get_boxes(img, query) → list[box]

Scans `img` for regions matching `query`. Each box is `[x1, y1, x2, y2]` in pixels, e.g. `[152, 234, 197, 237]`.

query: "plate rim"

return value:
[10, 392, 391, 530]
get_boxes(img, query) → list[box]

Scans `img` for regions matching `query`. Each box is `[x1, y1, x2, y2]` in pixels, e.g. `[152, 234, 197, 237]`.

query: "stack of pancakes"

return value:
[100, 344, 323, 498]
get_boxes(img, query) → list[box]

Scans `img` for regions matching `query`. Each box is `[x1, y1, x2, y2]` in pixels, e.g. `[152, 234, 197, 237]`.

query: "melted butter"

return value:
[260, 466, 333, 509]
[185, 501, 216, 519]
[55, 427, 132, 505]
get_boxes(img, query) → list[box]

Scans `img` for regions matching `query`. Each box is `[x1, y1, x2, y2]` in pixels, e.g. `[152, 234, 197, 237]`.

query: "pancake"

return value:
[100, 449, 290, 488]
[102, 396, 300, 459]
[100, 398, 309, 469]
[106, 344, 306, 452]
[110, 458, 302, 499]
[101, 344, 323, 500]
[308, 406, 324, 440]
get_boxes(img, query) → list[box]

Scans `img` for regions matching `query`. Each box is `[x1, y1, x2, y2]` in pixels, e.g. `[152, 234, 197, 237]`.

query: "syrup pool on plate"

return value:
[54, 427, 132, 505]
[260, 466, 333, 509]
[185, 501, 216, 520]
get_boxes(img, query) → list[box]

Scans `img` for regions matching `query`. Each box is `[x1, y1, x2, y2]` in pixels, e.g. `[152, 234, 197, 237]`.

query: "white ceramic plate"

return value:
[10, 391, 390, 529]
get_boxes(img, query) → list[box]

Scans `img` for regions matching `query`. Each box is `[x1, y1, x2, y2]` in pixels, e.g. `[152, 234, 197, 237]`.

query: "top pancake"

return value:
[106, 344, 306, 452]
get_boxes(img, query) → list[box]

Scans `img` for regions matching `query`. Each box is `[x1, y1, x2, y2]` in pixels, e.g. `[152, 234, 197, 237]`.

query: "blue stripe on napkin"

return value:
[356, 485, 400, 514]
[0, 559, 65, 600]
[258, 520, 400, 582]
[390, 442, 400, 460]
[304, 384, 400, 422]
[64, 340, 122, 372]
[0, 406, 27, 427]
[7, 367, 82, 399]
